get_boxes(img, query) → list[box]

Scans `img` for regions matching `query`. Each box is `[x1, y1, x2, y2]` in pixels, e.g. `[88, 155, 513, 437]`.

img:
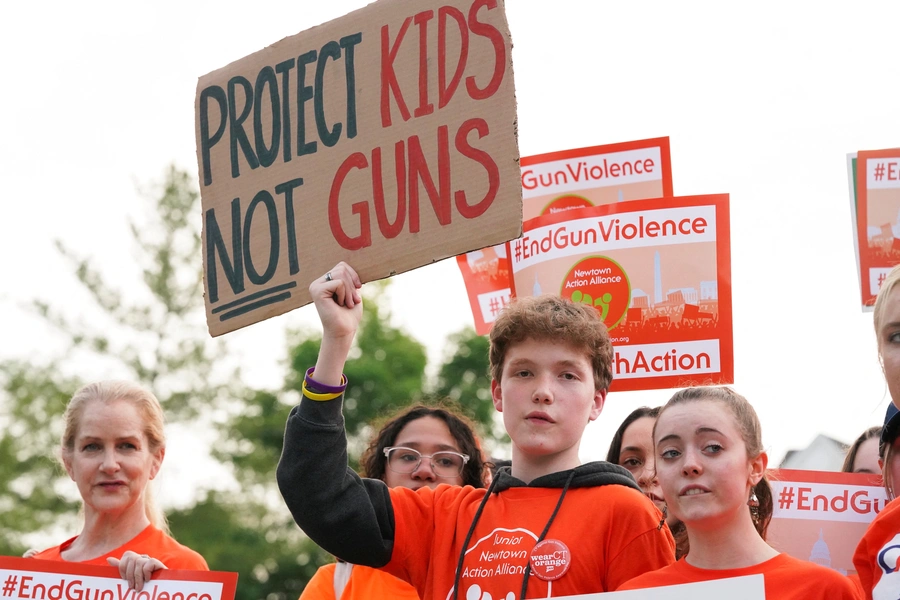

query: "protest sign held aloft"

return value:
[195, 0, 520, 336]
[509, 194, 733, 392]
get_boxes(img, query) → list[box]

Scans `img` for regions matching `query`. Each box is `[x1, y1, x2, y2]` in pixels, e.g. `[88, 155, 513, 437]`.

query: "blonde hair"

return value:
[873, 264, 900, 356]
[62, 381, 168, 533]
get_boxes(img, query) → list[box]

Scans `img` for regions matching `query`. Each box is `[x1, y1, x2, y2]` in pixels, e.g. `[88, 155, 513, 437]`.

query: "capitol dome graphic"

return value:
[809, 529, 847, 575]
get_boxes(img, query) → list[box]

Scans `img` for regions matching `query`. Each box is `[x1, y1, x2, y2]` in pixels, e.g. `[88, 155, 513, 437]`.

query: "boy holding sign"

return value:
[276, 262, 674, 599]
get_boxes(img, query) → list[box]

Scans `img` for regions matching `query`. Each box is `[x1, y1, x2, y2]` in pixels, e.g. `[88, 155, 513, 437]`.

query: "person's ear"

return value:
[491, 380, 503, 413]
[149, 447, 165, 480]
[63, 453, 75, 481]
[589, 388, 607, 421]
[749, 451, 768, 486]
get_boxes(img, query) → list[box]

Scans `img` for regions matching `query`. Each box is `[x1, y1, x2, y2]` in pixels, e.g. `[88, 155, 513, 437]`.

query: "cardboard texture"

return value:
[767, 469, 886, 578]
[0, 556, 238, 600]
[553, 574, 765, 599]
[854, 148, 900, 308]
[508, 194, 733, 392]
[195, 0, 520, 336]
[457, 137, 673, 334]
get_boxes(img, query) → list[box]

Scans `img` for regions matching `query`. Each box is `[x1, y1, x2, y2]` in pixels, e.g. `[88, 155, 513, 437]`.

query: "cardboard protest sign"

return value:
[457, 137, 673, 334]
[553, 574, 765, 599]
[508, 194, 732, 392]
[768, 469, 886, 577]
[0, 556, 237, 600]
[855, 148, 900, 308]
[195, 0, 520, 336]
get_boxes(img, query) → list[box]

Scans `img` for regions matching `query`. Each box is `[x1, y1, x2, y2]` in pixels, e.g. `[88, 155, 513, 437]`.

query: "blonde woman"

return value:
[32, 381, 207, 589]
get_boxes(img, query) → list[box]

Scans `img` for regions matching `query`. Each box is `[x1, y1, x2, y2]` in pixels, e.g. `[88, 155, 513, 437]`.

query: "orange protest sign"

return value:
[0, 556, 237, 600]
[457, 137, 672, 335]
[855, 148, 900, 308]
[195, 0, 520, 336]
[767, 469, 886, 577]
[508, 194, 733, 392]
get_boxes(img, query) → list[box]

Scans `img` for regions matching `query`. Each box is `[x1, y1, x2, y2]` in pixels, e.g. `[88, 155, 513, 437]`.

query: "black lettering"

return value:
[199, 85, 227, 186]
[227, 76, 259, 178]
[205, 199, 244, 302]
[253, 66, 281, 168]
[275, 58, 295, 163]
[339, 33, 362, 139]
[275, 178, 303, 275]
[242, 191, 280, 285]
[296, 50, 317, 156]
[315, 41, 343, 147]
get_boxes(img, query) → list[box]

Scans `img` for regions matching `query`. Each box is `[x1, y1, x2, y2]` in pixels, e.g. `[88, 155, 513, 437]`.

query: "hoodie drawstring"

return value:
[451, 473, 501, 600]
[518, 471, 575, 599]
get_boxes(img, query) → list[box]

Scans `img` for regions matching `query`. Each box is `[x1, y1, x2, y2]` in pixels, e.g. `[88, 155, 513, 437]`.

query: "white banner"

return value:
[554, 574, 765, 599]
[613, 340, 721, 380]
[510, 206, 717, 272]
[521, 148, 662, 199]
[770, 479, 888, 524]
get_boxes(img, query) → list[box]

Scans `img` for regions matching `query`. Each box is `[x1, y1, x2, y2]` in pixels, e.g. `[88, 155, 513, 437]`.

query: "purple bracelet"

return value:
[305, 366, 348, 394]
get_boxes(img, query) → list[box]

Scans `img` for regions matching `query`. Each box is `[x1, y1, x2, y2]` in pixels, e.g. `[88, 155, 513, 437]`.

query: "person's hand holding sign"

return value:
[310, 262, 362, 387]
[108, 550, 166, 592]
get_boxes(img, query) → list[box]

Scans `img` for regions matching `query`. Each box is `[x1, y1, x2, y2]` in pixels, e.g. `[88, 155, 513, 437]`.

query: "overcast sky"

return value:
[2, 1, 899, 496]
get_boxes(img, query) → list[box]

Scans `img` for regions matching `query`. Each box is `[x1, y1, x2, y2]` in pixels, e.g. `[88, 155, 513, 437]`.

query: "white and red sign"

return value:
[767, 469, 886, 577]
[0, 558, 236, 600]
[508, 194, 733, 392]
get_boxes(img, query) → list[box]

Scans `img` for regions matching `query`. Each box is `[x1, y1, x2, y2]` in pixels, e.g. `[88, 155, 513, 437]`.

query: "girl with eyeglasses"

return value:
[299, 404, 489, 599]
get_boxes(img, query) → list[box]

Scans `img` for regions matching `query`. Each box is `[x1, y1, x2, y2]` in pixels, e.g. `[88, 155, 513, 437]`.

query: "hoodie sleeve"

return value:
[276, 395, 396, 566]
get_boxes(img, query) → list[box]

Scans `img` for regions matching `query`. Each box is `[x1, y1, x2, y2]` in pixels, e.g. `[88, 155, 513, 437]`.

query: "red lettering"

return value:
[408, 126, 451, 232]
[465, 0, 505, 100]
[380, 17, 413, 127]
[18, 577, 33, 597]
[329, 152, 372, 250]
[678, 219, 691, 234]
[372, 143, 407, 239]
[644, 158, 655, 173]
[438, 6, 468, 109]
[797, 487, 811, 510]
[692, 217, 707, 234]
[890, 162, 899, 181]
[610, 162, 620, 177]
[454, 118, 498, 218]
[413, 10, 435, 118]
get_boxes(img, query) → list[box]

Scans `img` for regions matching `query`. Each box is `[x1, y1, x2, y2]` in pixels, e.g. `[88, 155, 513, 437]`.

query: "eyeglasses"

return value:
[383, 446, 470, 478]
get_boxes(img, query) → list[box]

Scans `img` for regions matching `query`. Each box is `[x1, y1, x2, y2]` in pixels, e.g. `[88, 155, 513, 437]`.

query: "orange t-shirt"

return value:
[383, 483, 674, 599]
[299, 563, 419, 600]
[618, 553, 861, 598]
[853, 496, 900, 599]
[32, 525, 208, 571]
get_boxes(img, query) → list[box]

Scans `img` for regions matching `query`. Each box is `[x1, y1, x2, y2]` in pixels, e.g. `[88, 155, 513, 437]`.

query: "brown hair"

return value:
[62, 381, 168, 533]
[883, 439, 899, 500]
[360, 403, 488, 488]
[874, 264, 900, 356]
[489, 295, 613, 390]
[657, 386, 773, 540]
[606, 406, 661, 465]
[842, 426, 882, 473]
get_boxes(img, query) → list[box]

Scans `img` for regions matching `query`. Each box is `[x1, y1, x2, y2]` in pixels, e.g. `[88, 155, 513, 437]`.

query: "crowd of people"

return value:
[19, 260, 900, 599]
